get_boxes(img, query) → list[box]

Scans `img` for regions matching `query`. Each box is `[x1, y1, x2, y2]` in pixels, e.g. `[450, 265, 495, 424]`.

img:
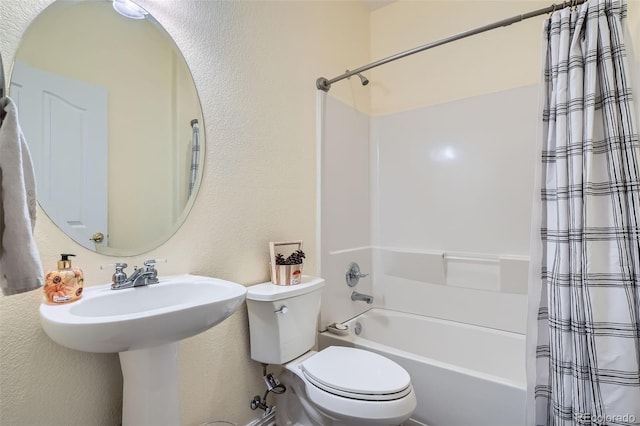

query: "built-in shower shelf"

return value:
[378, 248, 529, 294]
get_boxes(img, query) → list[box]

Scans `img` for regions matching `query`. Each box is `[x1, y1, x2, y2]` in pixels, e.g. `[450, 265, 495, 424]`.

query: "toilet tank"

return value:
[246, 276, 325, 364]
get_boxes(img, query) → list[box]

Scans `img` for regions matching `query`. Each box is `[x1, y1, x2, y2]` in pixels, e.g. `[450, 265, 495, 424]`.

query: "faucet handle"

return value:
[143, 259, 166, 268]
[141, 259, 165, 284]
[346, 262, 369, 287]
[101, 262, 128, 270]
[101, 263, 128, 287]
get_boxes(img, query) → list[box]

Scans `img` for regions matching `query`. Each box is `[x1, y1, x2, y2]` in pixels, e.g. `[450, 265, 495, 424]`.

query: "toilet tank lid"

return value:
[246, 276, 325, 301]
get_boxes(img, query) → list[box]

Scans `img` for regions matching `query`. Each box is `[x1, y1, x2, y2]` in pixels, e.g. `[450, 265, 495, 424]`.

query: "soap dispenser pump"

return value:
[43, 254, 85, 304]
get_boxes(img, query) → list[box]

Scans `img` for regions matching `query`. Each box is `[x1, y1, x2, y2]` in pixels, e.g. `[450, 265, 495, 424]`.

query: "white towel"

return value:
[0, 96, 43, 295]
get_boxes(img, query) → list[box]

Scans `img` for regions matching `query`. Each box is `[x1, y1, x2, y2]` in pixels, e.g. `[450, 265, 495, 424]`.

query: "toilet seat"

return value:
[301, 346, 412, 401]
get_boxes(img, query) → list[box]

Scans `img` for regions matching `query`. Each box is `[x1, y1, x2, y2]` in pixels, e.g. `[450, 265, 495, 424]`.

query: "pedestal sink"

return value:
[39, 274, 247, 426]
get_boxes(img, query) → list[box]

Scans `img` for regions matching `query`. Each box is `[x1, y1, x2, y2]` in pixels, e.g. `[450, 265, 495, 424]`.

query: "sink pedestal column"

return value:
[119, 343, 180, 426]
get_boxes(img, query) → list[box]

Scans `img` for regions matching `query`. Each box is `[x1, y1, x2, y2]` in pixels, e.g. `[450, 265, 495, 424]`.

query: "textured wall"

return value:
[0, 1, 370, 425]
[1, 1, 637, 425]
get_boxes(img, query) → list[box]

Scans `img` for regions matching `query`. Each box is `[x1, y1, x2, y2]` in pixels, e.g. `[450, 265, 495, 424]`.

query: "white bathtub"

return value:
[318, 308, 526, 426]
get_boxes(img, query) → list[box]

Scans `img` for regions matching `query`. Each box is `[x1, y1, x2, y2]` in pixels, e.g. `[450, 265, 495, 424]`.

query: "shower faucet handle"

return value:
[346, 262, 369, 287]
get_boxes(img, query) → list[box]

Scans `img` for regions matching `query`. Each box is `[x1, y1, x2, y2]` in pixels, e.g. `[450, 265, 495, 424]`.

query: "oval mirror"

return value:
[9, 0, 204, 256]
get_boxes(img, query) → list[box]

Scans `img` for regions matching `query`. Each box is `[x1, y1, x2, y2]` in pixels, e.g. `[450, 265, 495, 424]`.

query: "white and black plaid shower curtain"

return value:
[528, 0, 640, 425]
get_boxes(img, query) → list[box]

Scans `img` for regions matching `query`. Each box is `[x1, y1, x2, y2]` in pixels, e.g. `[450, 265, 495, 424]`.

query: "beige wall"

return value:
[371, 0, 640, 114]
[0, 1, 370, 425]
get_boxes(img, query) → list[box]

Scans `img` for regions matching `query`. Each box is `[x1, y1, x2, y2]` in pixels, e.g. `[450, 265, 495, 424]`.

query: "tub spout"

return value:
[351, 291, 373, 304]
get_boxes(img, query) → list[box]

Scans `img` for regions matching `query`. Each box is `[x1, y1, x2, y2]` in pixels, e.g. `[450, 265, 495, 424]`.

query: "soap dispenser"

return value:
[43, 254, 85, 304]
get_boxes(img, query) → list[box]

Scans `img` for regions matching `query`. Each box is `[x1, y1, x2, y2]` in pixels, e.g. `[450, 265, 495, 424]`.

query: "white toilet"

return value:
[246, 276, 417, 426]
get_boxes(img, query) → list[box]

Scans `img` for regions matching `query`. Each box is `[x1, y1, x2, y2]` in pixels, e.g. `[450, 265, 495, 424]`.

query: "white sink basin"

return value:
[40, 274, 247, 353]
[39, 274, 247, 426]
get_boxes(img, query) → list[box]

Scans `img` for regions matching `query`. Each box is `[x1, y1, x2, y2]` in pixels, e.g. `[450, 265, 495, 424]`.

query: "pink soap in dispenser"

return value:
[43, 254, 84, 304]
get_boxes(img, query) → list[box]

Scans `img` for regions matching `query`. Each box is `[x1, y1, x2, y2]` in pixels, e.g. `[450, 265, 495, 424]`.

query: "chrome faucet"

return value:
[128, 260, 160, 287]
[110, 259, 160, 290]
[351, 291, 373, 304]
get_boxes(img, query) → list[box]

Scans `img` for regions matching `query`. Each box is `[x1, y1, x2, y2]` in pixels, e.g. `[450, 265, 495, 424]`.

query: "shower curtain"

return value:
[527, 0, 640, 425]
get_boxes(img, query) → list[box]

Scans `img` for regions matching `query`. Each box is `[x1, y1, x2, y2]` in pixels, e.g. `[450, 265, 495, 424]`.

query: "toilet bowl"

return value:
[246, 277, 416, 426]
[277, 347, 416, 426]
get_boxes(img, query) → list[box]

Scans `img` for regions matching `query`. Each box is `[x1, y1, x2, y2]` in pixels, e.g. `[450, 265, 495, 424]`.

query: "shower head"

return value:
[357, 72, 369, 86]
[346, 70, 369, 87]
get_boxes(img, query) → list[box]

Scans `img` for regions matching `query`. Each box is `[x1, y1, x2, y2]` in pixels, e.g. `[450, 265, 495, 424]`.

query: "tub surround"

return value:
[318, 92, 373, 330]
[320, 88, 534, 334]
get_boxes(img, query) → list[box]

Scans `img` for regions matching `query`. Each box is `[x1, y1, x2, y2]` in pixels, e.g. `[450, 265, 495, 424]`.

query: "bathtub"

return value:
[318, 308, 526, 426]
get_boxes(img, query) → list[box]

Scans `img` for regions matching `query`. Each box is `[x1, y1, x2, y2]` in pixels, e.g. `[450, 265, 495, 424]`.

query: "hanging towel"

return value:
[0, 97, 43, 295]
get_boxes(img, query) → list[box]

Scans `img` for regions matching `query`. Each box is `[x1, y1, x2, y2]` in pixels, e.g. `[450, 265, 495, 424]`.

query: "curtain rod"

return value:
[316, 0, 586, 92]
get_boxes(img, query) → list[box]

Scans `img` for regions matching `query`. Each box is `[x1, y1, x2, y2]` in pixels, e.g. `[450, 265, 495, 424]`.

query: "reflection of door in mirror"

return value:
[10, 0, 205, 256]
[11, 62, 108, 251]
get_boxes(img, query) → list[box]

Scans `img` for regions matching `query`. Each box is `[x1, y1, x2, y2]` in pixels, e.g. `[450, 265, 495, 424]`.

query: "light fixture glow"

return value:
[113, 0, 148, 20]
[430, 145, 458, 163]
